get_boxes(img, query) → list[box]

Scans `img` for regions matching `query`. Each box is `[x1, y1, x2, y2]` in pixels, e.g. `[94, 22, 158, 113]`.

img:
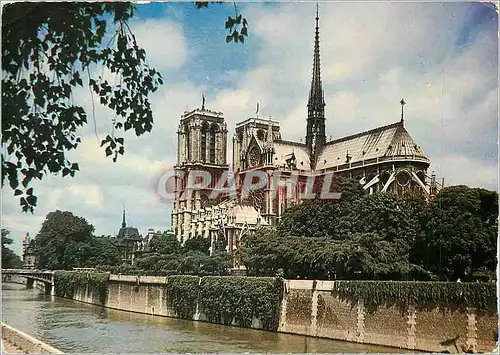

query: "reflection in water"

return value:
[2, 283, 404, 353]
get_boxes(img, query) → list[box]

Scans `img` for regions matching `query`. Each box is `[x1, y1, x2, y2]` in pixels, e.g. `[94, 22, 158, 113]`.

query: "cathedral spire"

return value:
[306, 3, 326, 167]
[309, 3, 324, 107]
[122, 209, 126, 228]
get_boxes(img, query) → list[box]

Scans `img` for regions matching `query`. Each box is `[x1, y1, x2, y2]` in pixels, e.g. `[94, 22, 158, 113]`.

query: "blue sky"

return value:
[2, 2, 498, 255]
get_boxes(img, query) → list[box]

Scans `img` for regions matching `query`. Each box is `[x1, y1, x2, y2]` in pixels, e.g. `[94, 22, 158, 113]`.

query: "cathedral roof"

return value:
[316, 121, 429, 170]
[272, 141, 310, 169]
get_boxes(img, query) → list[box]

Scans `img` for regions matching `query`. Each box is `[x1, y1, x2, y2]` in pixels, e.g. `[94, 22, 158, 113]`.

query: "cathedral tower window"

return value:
[201, 122, 209, 162]
[184, 121, 191, 161]
[210, 123, 218, 163]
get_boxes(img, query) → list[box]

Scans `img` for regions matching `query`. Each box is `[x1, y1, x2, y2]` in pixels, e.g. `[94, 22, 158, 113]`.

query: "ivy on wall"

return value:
[53, 271, 110, 304]
[199, 276, 283, 331]
[332, 280, 496, 314]
[164, 275, 200, 319]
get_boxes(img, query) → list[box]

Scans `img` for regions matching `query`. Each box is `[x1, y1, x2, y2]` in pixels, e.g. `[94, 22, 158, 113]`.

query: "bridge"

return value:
[2, 269, 55, 296]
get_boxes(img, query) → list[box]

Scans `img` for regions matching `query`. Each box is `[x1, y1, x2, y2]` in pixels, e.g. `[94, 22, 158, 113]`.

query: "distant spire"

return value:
[122, 209, 126, 228]
[308, 3, 324, 109]
[202, 92, 206, 110]
[256, 102, 260, 117]
[400, 98, 406, 122]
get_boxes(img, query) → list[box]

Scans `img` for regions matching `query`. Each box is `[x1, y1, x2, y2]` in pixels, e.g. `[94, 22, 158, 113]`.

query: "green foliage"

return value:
[2, 2, 162, 212]
[35, 210, 94, 269]
[149, 232, 181, 255]
[195, 2, 248, 43]
[183, 236, 210, 254]
[132, 234, 230, 276]
[332, 280, 497, 314]
[241, 227, 432, 281]
[416, 186, 498, 281]
[34, 210, 121, 269]
[1, 229, 23, 268]
[251, 185, 496, 282]
[84, 237, 122, 267]
[165, 275, 200, 318]
[128, 249, 230, 277]
[54, 270, 110, 304]
[199, 276, 283, 331]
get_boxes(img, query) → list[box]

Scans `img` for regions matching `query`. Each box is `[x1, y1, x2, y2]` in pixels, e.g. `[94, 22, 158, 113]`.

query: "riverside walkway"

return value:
[2, 339, 25, 353]
[1, 323, 63, 354]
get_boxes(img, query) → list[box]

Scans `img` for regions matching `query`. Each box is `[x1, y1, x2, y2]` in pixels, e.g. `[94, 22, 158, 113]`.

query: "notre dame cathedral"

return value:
[171, 10, 442, 269]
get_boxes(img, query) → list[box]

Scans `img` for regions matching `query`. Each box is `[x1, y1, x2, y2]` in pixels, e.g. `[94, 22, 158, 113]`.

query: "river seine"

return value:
[2, 283, 403, 353]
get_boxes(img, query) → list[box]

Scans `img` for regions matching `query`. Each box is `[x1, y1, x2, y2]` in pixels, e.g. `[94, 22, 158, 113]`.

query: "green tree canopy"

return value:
[2, 2, 162, 212]
[148, 231, 182, 255]
[85, 236, 122, 268]
[240, 227, 431, 280]
[417, 186, 498, 281]
[35, 210, 95, 269]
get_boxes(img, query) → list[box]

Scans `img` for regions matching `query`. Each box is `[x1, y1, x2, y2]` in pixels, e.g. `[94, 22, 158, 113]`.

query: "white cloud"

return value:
[129, 18, 186, 71]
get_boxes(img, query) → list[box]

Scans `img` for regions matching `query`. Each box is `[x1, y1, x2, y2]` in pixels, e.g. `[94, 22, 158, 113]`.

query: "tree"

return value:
[2, 2, 162, 212]
[183, 236, 211, 254]
[35, 210, 94, 269]
[418, 186, 498, 281]
[277, 177, 365, 238]
[2, 2, 249, 213]
[1, 229, 23, 269]
[149, 231, 181, 255]
[84, 236, 122, 268]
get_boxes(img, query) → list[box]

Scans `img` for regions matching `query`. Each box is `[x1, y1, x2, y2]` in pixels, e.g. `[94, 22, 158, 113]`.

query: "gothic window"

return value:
[247, 146, 260, 167]
[257, 129, 265, 140]
[184, 121, 191, 161]
[210, 123, 218, 163]
[396, 170, 411, 187]
[201, 122, 209, 162]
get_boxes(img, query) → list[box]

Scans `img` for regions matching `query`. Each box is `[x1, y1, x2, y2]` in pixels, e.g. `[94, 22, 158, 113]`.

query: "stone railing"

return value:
[1, 322, 63, 354]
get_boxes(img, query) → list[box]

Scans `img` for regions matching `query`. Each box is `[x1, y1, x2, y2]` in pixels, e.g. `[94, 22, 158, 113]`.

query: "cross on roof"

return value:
[400, 98, 406, 122]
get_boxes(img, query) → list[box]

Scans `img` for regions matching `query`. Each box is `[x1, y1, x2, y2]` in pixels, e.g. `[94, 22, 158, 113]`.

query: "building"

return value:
[171, 9, 442, 267]
[21, 233, 37, 269]
[116, 210, 147, 265]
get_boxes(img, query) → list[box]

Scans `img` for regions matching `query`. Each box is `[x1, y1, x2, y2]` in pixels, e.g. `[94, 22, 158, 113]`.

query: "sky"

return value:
[2, 2, 498, 255]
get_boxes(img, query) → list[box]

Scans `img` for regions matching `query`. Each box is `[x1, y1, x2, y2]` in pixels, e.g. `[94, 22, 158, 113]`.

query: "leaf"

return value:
[105, 147, 112, 157]
[14, 189, 22, 196]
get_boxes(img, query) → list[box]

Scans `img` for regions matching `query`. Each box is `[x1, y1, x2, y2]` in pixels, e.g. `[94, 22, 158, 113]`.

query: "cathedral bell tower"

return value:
[172, 96, 228, 243]
[305, 5, 326, 169]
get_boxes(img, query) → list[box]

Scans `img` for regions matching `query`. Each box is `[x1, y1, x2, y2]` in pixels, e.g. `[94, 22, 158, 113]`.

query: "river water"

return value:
[2, 283, 403, 353]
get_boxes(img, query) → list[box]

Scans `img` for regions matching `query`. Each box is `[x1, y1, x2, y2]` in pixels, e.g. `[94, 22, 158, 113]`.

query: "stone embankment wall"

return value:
[1, 322, 63, 354]
[279, 280, 496, 353]
[66, 274, 497, 353]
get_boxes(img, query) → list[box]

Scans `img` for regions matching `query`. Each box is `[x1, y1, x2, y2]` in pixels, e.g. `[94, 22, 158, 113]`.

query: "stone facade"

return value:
[170, 11, 443, 265]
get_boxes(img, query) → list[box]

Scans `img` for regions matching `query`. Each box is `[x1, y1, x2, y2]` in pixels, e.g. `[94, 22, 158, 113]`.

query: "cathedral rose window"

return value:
[248, 146, 260, 167]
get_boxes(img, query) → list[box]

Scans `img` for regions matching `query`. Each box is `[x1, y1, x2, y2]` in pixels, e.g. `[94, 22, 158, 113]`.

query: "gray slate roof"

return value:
[268, 121, 429, 171]
[316, 121, 429, 170]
